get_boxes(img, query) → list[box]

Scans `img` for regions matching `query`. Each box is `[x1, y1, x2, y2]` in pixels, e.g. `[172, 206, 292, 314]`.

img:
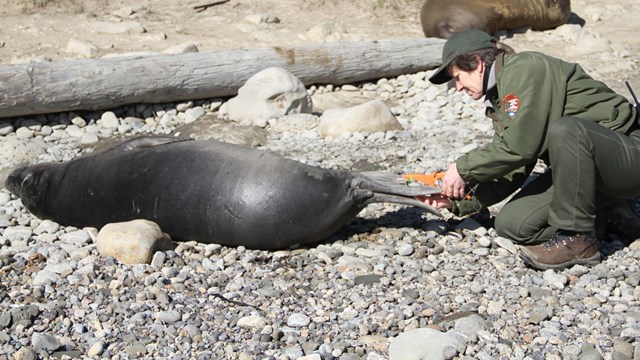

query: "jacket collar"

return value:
[484, 52, 504, 107]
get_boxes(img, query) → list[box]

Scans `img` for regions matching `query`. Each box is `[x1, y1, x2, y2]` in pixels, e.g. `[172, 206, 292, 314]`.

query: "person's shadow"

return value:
[599, 197, 640, 260]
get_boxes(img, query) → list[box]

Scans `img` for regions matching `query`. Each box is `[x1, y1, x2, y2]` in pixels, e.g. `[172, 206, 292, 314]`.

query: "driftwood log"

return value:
[0, 38, 445, 119]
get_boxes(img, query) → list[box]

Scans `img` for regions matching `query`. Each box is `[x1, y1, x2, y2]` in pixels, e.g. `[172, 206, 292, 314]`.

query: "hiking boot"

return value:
[606, 196, 640, 244]
[518, 230, 601, 270]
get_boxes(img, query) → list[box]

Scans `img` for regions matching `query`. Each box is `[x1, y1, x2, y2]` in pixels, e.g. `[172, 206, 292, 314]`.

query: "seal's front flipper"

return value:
[115, 136, 195, 152]
[354, 171, 442, 217]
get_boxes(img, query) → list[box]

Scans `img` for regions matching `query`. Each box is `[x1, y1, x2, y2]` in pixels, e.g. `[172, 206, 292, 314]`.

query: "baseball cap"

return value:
[428, 29, 494, 84]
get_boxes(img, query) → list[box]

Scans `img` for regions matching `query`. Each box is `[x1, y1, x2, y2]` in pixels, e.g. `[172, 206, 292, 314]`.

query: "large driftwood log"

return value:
[0, 38, 445, 118]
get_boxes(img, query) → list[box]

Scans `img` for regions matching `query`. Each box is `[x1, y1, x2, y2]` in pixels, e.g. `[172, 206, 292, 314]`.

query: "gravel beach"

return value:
[2, 66, 640, 360]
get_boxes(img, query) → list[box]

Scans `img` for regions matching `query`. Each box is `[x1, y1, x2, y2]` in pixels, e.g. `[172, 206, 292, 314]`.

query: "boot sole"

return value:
[518, 248, 601, 271]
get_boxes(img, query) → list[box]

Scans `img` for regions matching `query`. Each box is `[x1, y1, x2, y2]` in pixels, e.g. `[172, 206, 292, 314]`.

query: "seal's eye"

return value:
[20, 171, 44, 197]
[21, 173, 34, 189]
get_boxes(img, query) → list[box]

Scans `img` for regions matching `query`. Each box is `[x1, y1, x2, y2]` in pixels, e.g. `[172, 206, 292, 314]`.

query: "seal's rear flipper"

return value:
[365, 192, 443, 217]
[358, 171, 441, 196]
[355, 171, 442, 217]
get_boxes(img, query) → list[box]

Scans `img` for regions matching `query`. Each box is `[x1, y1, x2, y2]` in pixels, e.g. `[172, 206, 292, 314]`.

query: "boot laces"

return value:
[544, 233, 574, 249]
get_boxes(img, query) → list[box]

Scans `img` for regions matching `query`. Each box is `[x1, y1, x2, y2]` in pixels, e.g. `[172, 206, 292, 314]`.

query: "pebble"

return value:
[58, 229, 92, 245]
[32, 333, 62, 353]
[494, 236, 518, 254]
[14, 347, 37, 360]
[543, 270, 569, 289]
[155, 310, 181, 324]
[65, 38, 98, 57]
[15, 127, 34, 139]
[396, 242, 414, 256]
[150, 251, 166, 268]
[87, 341, 105, 357]
[237, 315, 267, 330]
[184, 107, 205, 123]
[100, 111, 120, 128]
[0, 122, 15, 135]
[287, 313, 311, 328]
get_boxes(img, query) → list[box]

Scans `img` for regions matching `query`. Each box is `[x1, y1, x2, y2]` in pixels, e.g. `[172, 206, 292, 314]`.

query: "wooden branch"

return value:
[0, 37, 445, 118]
[193, 0, 230, 13]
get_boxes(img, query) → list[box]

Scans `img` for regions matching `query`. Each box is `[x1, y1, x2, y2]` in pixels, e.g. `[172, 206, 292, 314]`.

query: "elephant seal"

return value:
[420, 0, 572, 39]
[4, 136, 440, 250]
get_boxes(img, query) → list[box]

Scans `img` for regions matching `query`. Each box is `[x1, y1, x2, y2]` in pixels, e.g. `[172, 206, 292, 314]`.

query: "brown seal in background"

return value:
[420, 0, 572, 39]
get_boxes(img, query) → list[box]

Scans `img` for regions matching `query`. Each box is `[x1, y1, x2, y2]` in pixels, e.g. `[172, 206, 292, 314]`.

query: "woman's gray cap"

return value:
[428, 29, 494, 85]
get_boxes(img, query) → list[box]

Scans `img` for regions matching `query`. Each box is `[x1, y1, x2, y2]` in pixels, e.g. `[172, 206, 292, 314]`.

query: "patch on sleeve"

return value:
[502, 94, 520, 119]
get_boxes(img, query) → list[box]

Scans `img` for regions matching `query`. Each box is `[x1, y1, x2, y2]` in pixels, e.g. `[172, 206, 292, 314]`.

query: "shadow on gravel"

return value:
[307, 207, 452, 249]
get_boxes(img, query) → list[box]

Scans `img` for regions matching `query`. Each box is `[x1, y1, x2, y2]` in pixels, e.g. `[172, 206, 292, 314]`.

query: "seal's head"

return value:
[428, 29, 494, 85]
[4, 163, 53, 217]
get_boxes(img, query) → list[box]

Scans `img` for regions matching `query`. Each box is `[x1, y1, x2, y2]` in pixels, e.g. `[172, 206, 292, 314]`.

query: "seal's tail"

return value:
[354, 171, 442, 217]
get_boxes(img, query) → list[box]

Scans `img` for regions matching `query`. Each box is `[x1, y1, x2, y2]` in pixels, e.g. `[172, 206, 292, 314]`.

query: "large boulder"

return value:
[96, 219, 174, 265]
[220, 67, 313, 127]
[317, 99, 403, 138]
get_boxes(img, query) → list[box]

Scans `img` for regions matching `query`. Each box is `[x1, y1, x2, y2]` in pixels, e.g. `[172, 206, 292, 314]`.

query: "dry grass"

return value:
[18, 0, 86, 14]
[370, 0, 422, 14]
[299, 0, 422, 21]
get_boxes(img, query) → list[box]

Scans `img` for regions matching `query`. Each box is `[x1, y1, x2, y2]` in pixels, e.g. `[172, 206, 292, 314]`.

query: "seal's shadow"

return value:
[315, 207, 450, 247]
[568, 12, 586, 27]
[492, 12, 585, 42]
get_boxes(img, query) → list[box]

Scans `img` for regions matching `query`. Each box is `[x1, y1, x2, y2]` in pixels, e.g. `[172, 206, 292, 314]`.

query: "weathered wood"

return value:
[193, 0, 230, 12]
[0, 37, 445, 118]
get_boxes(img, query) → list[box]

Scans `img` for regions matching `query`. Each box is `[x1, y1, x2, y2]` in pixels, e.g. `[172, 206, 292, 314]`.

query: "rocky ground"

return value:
[1, 0, 640, 359]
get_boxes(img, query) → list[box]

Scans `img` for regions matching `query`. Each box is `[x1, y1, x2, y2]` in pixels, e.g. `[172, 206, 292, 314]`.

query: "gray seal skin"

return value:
[420, 0, 572, 39]
[5, 136, 441, 250]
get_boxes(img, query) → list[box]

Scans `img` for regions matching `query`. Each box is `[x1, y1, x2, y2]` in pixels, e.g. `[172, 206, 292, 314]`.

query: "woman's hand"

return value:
[416, 194, 453, 209]
[441, 163, 467, 199]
